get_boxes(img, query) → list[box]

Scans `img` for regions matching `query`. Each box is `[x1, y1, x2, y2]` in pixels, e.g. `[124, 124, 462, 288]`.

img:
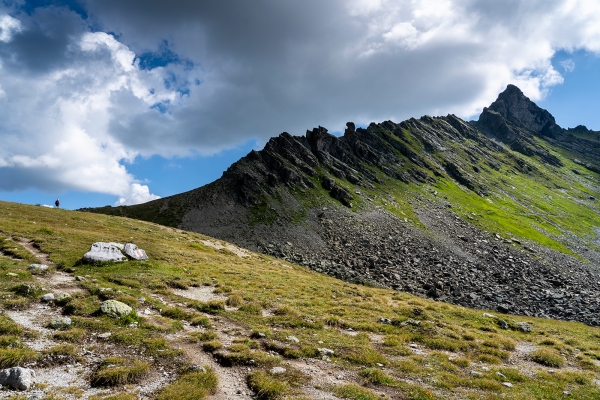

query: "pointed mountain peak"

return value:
[480, 84, 561, 137]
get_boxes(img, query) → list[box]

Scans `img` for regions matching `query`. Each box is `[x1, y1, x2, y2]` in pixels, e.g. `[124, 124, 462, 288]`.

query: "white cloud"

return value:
[2, 1, 600, 204]
[561, 59, 575, 72]
[115, 183, 161, 206]
[0, 14, 21, 42]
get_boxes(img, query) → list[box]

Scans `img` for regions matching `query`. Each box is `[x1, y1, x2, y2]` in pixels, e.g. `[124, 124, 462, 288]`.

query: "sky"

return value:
[1, 0, 600, 210]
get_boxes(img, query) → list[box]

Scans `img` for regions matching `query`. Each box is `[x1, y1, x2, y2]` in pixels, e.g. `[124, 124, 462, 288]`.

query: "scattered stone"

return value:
[28, 264, 48, 272]
[55, 293, 72, 304]
[401, 319, 421, 326]
[563, 391, 571, 395]
[497, 372, 506, 378]
[502, 382, 513, 388]
[100, 300, 133, 318]
[16, 284, 38, 296]
[7, 272, 18, 277]
[49, 317, 72, 329]
[480, 367, 490, 371]
[378, 317, 392, 324]
[41, 293, 55, 302]
[0, 367, 35, 390]
[547, 370, 556, 374]
[516, 322, 532, 333]
[75, 276, 86, 282]
[497, 304, 511, 313]
[82, 242, 126, 263]
[188, 365, 207, 373]
[98, 332, 112, 339]
[498, 319, 509, 329]
[270, 367, 286, 374]
[483, 313, 497, 319]
[124, 243, 149, 261]
[470, 371, 482, 376]
[318, 348, 335, 356]
[286, 336, 300, 343]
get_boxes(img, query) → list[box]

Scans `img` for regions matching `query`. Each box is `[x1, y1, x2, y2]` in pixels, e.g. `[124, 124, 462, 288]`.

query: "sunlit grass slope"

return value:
[1, 201, 600, 399]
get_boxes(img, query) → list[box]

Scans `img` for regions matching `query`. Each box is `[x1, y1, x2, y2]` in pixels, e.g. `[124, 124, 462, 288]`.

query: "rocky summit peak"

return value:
[480, 84, 561, 137]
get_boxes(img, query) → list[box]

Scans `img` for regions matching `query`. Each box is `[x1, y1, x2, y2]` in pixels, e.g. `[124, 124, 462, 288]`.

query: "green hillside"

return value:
[1, 201, 600, 399]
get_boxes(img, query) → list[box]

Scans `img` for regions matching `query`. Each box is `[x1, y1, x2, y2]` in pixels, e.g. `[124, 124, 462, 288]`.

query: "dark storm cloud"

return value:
[0, 6, 87, 73]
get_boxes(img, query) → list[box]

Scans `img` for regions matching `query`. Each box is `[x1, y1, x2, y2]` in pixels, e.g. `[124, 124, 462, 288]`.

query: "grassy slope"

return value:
[1, 201, 600, 399]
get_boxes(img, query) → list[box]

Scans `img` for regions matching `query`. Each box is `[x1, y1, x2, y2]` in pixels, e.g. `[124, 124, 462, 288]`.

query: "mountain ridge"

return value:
[83, 85, 600, 326]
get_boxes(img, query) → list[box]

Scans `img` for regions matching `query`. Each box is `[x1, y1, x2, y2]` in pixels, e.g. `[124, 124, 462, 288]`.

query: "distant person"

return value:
[55, 199, 60, 208]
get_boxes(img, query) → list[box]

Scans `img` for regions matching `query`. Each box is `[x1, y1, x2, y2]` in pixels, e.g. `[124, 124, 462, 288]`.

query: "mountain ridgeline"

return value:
[85, 85, 600, 326]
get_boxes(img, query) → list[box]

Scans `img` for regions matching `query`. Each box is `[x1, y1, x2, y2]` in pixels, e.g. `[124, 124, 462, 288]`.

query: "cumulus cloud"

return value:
[1, 0, 600, 203]
[115, 183, 161, 206]
[0, 13, 21, 42]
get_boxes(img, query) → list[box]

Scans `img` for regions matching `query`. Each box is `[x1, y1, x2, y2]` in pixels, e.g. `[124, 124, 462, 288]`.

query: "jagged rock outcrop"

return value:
[478, 84, 600, 169]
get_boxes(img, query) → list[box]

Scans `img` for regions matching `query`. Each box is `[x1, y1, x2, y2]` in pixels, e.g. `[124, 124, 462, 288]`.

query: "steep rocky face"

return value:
[478, 85, 600, 167]
[84, 85, 600, 326]
[484, 84, 562, 137]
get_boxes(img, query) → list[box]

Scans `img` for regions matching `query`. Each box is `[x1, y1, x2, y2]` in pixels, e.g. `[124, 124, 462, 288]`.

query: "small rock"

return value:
[378, 318, 392, 324]
[98, 332, 112, 339]
[481, 367, 490, 371]
[55, 293, 72, 304]
[502, 382, 513, 387]
[401, 319, 421, 326]
[286, 336, 300, 343]
[270, 367, 286, 374]
[318, 348, 335, 356]
[100, 300, 133, 318]
[41, 293, 55, 302]
[17, 284, 38, 296]
[188, 365, 207, 373]
[7, 272, 18, 277]
[516, 322, 532, 333]
[28, 264, 48, 272]
[82, 242, 126, 263]
[49, 317, 71, 329]
[547, 369, 556, 374]
[470, 371, 482, 376]
[563, 391, 571, 395]
[0, 367, 36, 390]
[497, 372, 506, 378]
[483, 313, 497, 319]
[124, 243, 149, 261]
[498, 319, 509, 329]
[376, 363, 384, 367]
[75, 276, 86, 281]
[497, 304, 510, 313]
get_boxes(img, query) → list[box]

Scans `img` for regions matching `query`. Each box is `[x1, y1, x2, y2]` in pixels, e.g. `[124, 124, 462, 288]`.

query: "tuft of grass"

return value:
[161, 307, 191, 320]
[0, 348, 38, 368]
[215, 349, 281, 367]
[333, 383, 381, 400]
[531, 348, 566, 368]
[202, 339, 223, 353]
[0, 316, 23, 336]
[359, 368, 399, 387]
[341, 347, 388, 366]
[91, 357, 150, 387]
[190, 315, 211, 327]
[52, 328, 86, 343]
[226, 294, 244, 307]
[247, 368, 308, 400]
[41, 344, 80, 365]
[157, 367, 218, 400]
[247, 370, 289, 400]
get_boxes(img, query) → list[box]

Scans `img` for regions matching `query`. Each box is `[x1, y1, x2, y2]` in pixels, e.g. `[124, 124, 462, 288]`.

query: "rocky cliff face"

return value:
[84, 85, 600, 326]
